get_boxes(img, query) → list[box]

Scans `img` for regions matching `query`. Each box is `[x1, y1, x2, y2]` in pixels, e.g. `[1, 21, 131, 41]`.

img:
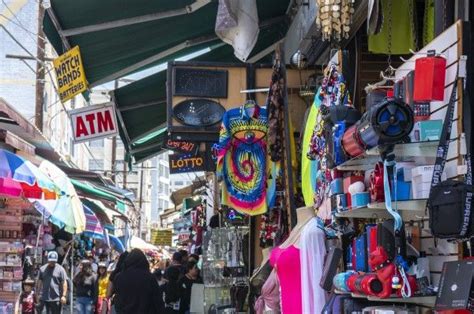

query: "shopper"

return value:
[20, 278, 35, 314]
[106, 252, 128, 314]
[96, 262, 110, 314]
[86, 251, 98, 273]
[113, 249, 161, 314]
[178, 261, 203, 314]
[164, 252, 183, 280]
[36, 251, 68, 314]
[152, 269, 165, 312]
[178, 250, 189, 264]
[163, 266, 181, 314]
[188, 254, 199, 263]
[73, 260, 97, 314]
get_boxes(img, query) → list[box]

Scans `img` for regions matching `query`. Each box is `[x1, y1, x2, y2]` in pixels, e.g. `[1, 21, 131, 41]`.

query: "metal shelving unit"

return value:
[335, 200, 427, 219]
[336, 141, 438, 171]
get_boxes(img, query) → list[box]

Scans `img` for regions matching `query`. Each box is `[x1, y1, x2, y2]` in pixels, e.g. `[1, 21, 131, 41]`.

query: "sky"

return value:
[0, 0, 213, 116]
[0, 0, 38, 119]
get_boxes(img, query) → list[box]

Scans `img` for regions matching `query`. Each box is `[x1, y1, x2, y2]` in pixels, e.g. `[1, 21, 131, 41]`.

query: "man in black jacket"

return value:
[113, 249, 161, 314]
[178, 261, 203, 314]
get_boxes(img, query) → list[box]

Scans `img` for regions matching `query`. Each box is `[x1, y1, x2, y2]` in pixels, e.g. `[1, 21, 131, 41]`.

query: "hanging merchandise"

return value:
[427, 79, 474, 240]
[356, 98, 414, 150]
[316, 0, 355, 42]
[413, 50, 447, 102]
[216, 101, 275, 216]
[422, 0, 435, 46]
[367, 0, 383, 35]
[369, 162, 385, 202]
[301, 90, 321, 206]
[266, 60, 285, 162]
[368, 0, 416, 55]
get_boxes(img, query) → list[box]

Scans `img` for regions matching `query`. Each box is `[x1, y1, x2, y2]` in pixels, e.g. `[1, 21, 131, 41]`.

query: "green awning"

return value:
[43, 0, 289, 88]
[113, 21, 289, 163]
[72, 179, 127, 213]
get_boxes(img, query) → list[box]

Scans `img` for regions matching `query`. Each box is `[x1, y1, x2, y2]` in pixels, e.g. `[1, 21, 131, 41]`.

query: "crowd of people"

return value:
[22, 249, 202, 314]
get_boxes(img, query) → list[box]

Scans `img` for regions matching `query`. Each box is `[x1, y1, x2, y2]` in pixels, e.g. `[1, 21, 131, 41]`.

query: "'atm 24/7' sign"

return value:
[69, 103, 118, 143]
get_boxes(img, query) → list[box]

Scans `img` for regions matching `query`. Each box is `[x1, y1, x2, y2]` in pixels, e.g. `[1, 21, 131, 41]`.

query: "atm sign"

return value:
[69, 103, 118, 143]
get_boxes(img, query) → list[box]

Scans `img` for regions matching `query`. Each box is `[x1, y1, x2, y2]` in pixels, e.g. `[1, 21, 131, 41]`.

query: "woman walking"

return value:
[96, 263, 110, 314]
[73, 260, 97, 314]
[106, 252, 128, 314]
[113, 249, 161, 314]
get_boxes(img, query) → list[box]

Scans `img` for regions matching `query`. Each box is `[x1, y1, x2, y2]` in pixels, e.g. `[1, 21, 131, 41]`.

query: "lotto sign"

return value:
[53, 46, 88, 103]
[69, 103, 118, 143]
[169, 153, 206, 174]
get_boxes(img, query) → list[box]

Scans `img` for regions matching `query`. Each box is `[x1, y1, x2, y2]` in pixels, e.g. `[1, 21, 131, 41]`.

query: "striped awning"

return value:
[82, 204, 104, 239]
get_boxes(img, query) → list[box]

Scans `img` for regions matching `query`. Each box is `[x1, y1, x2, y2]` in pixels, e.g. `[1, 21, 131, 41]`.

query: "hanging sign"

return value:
[163, 133, 199, 155]
[169, 153, 206, 174]
[53, 46, 88, 103]
[69, 103, 118, 143]
[172, 99, 226, 127]
[150, 229, 173, 246]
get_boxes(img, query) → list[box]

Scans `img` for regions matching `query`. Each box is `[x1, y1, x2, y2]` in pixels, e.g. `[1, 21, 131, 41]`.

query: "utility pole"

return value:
[111, 80, 118, 183]
[35, 0, 46, 131]
[138, 167, 144, 238]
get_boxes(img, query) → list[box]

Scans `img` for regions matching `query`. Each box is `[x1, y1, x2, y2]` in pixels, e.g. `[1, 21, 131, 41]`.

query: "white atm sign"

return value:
[69, 103, 118, 143]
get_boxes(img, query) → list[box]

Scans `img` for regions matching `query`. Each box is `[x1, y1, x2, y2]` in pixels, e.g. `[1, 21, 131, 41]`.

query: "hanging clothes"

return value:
[270, 245, 302, 314]
[216, 102, 274, 215]
[301, 90, 321, 206]
[254, 270, 281, 314]
[423, 0, 435, 46]
[267, 62, 285, 162]
[368, 0, 416, 54]
[300, 218, 327, 314]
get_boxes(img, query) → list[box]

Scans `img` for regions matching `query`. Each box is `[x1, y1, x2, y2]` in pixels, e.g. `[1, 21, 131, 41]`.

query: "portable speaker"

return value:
[357, 99, 414, 150]
[321, 105, 362, 127]
[342, 123, 365, 157]
[377, 219, 407, 260]
[320, 247, 343, 291]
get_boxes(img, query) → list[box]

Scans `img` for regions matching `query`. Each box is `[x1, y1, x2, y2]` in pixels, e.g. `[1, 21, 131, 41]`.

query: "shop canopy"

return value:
[43, 0, 290, 88]
[42, 0, 290, 163]
[113, 22, 288, 163]
[71, 179, 128, 213]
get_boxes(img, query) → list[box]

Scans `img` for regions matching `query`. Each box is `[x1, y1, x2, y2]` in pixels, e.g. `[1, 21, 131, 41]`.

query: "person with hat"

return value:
[20, 278, 35, 314]
[95, 262, 110, 314]
[36, 251, 68, 314]
[73, 259, 97, 314]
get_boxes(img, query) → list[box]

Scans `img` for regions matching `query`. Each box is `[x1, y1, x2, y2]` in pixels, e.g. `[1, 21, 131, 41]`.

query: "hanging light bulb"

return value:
[290, 50, 308, 69]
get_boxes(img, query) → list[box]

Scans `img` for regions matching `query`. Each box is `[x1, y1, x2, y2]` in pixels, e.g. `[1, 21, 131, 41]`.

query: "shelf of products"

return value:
[335, 200, 427, 219]
[335, 291, 436, 307]
[337, 141, 438, 171]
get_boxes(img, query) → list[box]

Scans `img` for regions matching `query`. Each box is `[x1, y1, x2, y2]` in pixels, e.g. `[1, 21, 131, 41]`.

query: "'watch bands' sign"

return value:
[169, 153, 206, 174]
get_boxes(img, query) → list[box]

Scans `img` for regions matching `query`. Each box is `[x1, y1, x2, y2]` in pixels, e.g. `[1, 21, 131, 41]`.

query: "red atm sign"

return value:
[69, 103, 118, 143]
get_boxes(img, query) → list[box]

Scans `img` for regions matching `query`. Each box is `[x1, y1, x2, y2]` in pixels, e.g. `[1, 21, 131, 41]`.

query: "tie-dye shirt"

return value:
[216, 103, 275, 215]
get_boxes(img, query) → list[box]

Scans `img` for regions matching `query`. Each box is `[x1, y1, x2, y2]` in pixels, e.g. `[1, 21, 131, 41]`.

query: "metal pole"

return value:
[138, 167, 144, 238]
[111, 80, 119, 183]
[70, 239, 74, 314]
[35, 0, 46, 131]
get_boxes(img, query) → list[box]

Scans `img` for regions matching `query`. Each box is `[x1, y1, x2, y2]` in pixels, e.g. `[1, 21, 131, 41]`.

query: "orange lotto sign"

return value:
[69, 103, 118, 143]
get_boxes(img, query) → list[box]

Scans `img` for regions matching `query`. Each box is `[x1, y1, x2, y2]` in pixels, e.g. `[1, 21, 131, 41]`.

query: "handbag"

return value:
[426, 78, 474, 239]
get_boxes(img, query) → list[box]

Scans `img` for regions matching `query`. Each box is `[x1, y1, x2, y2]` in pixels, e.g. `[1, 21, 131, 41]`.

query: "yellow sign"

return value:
[150, 229, 173, 246]
[53, 46, 88, 103]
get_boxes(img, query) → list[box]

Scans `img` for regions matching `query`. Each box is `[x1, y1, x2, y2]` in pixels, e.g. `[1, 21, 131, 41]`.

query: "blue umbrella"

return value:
[108, 234, 125, 253]
[0, 149, 37, 185]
